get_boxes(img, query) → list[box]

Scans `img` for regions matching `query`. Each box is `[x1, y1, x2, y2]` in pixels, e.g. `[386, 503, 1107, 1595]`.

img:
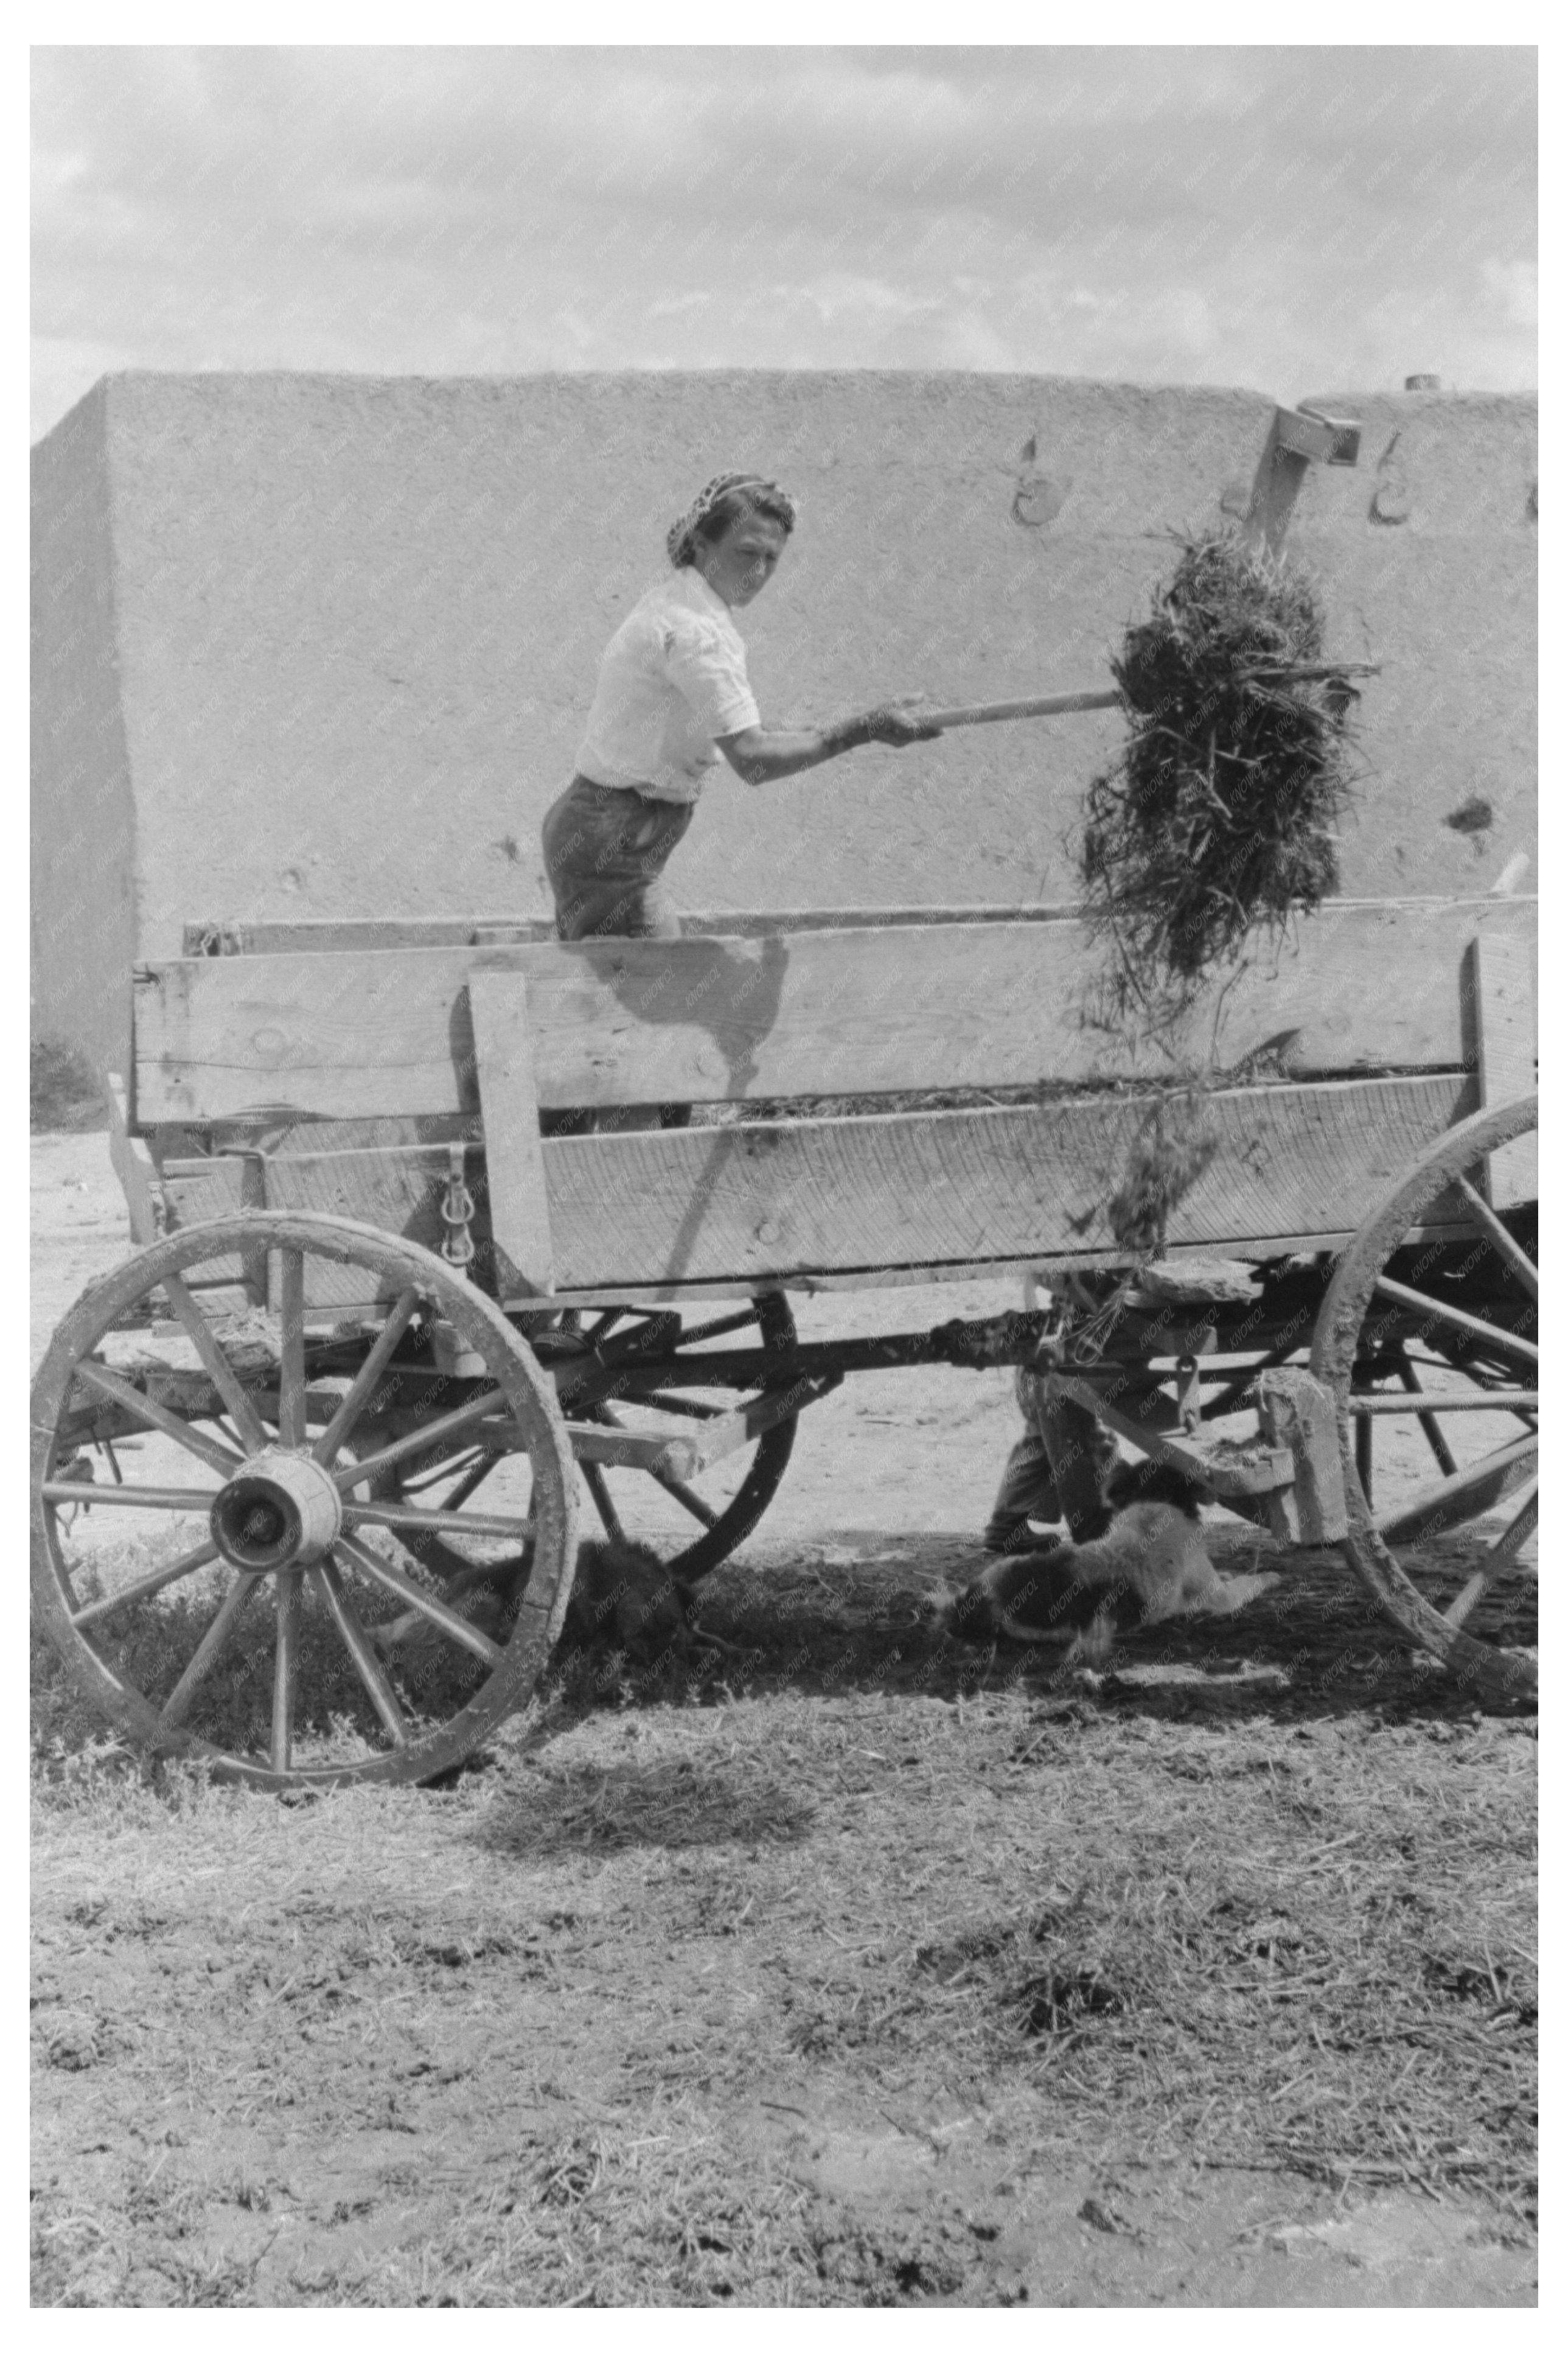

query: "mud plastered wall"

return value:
[32, 371, 1536, 1069]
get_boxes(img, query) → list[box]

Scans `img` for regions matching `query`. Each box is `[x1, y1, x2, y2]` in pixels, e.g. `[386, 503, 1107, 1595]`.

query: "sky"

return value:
[31, 44, 1538, 442]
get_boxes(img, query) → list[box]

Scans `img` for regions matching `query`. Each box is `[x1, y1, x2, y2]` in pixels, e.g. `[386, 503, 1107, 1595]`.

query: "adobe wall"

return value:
[30, 370, 1536, 1074]
[30, 381, 139, 1076]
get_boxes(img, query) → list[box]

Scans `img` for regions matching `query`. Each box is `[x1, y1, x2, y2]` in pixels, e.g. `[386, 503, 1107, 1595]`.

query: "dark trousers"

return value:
[542, 774, 693, 942]
[984, 1370, 1120, 1547]
[540, 775, 694, 1131]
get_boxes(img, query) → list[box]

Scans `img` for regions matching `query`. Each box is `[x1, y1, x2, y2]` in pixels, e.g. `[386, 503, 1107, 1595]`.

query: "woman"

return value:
[542, 470, 941, 944]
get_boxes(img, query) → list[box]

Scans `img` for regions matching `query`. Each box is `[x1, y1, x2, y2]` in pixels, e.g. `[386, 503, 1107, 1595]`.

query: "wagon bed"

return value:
[33, 893, 1538, 1788]
[127, 893, 1534, 1299]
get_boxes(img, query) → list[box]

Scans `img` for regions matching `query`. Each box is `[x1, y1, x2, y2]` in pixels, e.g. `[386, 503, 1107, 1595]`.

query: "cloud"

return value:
[1483, 258, 1538, 330]
[31, 46, 1537, 440]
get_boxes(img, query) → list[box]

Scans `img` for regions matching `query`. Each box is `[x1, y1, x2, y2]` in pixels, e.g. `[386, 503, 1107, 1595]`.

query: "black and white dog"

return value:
[946, 1458, 1276, 1662]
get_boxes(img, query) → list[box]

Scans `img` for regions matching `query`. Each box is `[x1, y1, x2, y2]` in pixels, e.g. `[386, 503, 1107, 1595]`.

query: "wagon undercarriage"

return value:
[32, 900, 1538, 1786]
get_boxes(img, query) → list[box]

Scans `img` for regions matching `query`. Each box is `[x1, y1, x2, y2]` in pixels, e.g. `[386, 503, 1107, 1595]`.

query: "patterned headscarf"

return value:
[666, 472, 798, 568]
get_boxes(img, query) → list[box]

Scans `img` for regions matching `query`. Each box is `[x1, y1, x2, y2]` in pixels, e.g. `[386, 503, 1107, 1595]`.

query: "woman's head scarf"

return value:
[667, 472, 798, 568]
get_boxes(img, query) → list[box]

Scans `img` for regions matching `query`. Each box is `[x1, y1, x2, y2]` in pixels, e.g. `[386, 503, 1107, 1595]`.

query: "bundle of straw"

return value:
[1081, 533, 1359, 1023]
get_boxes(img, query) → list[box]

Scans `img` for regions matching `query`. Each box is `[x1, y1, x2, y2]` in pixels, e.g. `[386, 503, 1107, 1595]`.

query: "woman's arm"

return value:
[717, 705, 941, 786]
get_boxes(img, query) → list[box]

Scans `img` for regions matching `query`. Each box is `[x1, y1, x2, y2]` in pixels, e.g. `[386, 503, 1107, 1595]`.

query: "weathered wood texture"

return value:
[106, 1074, 162, 1245]
[159, 1144, 490, 1306]
[181, 905, 1084, 957]
[1462, 932, 1538, 1208]
[469, 973, 554, 1296]
[156, 1074, 1474, 1295]
[538, 1074, 1474, 1288]
[1258, 1368, 1351, 1543]
[136, 898, 1534, 1127]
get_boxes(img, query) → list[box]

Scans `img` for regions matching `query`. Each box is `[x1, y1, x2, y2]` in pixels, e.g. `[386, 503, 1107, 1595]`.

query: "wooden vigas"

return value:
[132, 900, 1536, 1302]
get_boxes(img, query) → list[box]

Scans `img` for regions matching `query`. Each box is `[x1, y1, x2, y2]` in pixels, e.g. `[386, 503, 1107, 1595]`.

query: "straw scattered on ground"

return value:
[32, 1533, 1536, 2308]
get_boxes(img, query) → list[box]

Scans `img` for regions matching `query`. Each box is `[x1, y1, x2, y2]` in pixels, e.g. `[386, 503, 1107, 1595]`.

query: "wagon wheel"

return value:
[1310, 1096, 1537, 1702]
[548, 1294, 801, 1582]
[30, 1213, 579, 1789]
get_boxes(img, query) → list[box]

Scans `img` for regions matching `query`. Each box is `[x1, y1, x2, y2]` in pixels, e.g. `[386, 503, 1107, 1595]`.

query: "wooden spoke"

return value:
[581, 1399, 723, 1530]
[309, 1560, 408, 1745]
[1454, 1175, 1538, 1302]
[342, 1498, 532, 1544]
[580, 1459, 625, 1543]
[32, 1207, 581, 1789]
[1372, 1430, 1538, 1540]
[312, 1287, 422, 1465]
[1443, 1484, 1538, 1629]
[333, 1389, 504, 1493]
[333, 1531, 505, 1669]
[1354, 1407, 1373, 1503]
[1396, 1354, 1458, 1478]
[271, 1570, 304, 1772]
[72, 1537, 220, 1629]
[1309, 1093, 1538, 1705]
[634, 1390, 727, 1419]
[675, 1308, 771, 1347]
[276, 1251, 308, 1447]
[156, 1573, 263, 1734]
[399, 1450, 500, 1506]
[71, 1359, 243, 1477]
[1370, 1274, 1538, 1366]
[583, 1310, 625, 1345]
[370, 1559, 517, 1649]
[432, 1453, 505, 1511]
[643, 1466, 720, 1530]
[42, 1480, 220, 1512]
[160, 1273, 273, 1452]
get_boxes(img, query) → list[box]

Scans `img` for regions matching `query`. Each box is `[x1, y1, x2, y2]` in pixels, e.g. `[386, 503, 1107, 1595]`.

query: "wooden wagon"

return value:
[30, 890, 1538, 1787]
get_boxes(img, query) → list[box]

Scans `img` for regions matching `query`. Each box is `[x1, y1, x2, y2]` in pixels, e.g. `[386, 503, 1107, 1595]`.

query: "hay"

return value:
[1081, 532, 1359, 1026]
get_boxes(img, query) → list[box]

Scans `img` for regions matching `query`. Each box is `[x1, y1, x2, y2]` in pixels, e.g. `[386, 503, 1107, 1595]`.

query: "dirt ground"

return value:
[30, 1133, 1538, 2308]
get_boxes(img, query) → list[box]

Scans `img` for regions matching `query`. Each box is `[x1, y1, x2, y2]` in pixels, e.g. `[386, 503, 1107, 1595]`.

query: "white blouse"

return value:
[575, 567, 762, 803]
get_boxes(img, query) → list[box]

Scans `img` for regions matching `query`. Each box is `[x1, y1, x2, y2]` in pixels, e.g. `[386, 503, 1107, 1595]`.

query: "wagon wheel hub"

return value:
[209, 1446, 343, 1572]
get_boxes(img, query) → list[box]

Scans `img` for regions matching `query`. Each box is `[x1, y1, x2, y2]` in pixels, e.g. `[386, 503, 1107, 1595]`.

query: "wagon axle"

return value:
[209, 1447, 343, 1572]
[32, 887, 1537, 1786]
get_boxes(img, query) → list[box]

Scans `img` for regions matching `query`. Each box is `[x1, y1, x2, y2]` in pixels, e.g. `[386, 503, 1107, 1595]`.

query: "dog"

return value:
[946, 1458, 1277, 1663]
[554, 1535, 694, 1673]
[372, 1533, 712, 1682]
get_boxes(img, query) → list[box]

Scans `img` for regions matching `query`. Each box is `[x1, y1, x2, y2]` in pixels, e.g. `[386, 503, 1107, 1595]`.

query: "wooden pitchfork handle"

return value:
[916, 663, 1380, 732]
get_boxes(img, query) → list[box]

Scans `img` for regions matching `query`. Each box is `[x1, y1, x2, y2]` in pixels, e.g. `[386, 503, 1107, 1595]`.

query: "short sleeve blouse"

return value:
[574, 567, 761, 802]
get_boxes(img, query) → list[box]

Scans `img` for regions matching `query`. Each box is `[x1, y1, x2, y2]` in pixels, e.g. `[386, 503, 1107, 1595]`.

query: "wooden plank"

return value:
[1463, 933, 1538, 1208]
[468, 973, 555, 1298]
[135, 898, 1536, 1128]
[156, 1110, 1483, 1307]
[566, 1374, 839, 1481]
[1257, 1369, 1350, 1544]
[564, 1421, 689, 1472]
[209, 1114, 477, 1156]
[540, 1074, 1478, 1290]
[655, 1374, 841, 1478]
[526, 1226, 1471, 1306]
[105, 1072, 161, 1245]
[182, 906, 1086, 957]
[1049, 1372, 1295, 1500]
[159, 1144, 490, 1309]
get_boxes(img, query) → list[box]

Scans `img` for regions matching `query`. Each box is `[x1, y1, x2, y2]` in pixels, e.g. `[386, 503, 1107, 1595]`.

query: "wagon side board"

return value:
[526, 1072, 1479, 1289]
[1462, 932, 1538, 1207]
[157, 1071, 1480, 1304]
[133, 897, 1536, 1128]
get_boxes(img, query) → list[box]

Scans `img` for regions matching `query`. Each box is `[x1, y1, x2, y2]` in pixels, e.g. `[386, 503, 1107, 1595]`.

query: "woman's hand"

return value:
[718, 699, 943, 784]
[860, 701, 944, 746]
